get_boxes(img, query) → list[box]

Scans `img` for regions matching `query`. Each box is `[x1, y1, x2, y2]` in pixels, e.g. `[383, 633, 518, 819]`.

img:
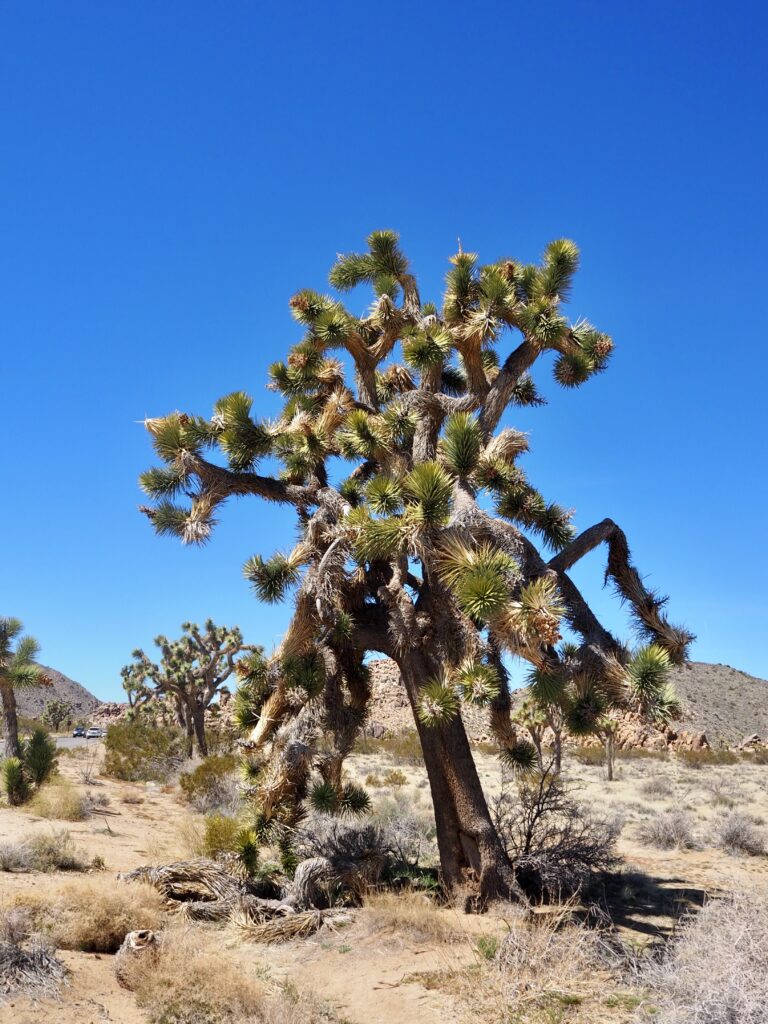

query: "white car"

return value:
[85, 727, 104, 739]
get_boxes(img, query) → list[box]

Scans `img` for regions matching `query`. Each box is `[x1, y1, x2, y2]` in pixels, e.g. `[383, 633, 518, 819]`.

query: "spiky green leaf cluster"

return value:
[417, 677, 460, 727]
[243, 553, 302, 603]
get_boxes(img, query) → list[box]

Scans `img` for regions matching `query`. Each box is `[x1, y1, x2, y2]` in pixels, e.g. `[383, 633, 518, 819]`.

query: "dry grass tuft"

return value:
[642, 891, 768, 1023]
[28, 780, 89, 821]
[2, 876, 165, 953]
[363, 891, 469, 945]
[124, 921, 336, 1024]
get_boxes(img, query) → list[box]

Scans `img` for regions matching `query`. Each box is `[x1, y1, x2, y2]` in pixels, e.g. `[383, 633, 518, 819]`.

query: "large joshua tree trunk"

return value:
[191, 704, 208, 757]
[397, 649, 525, 906]
[0, 680, 21, 758]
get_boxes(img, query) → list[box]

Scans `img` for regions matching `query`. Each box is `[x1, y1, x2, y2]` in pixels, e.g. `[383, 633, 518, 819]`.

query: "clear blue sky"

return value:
[2, 1, 766, 700]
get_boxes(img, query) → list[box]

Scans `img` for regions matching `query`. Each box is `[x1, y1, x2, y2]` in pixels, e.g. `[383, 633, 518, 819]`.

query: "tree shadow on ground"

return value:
[586, 868, 709, 945]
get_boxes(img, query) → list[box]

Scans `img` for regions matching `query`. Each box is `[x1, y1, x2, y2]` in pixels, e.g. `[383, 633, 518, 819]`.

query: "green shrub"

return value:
[202, 813, 241, 859]
[2, 757, 30, 806]
[24, 728, 58, 786]
[382, 768, 408, 787]
[178, 754, 239, 813]
[103, 720, 185, 782]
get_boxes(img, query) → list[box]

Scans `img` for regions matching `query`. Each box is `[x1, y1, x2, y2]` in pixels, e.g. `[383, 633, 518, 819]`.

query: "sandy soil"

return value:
[1, 744, 767, 1023]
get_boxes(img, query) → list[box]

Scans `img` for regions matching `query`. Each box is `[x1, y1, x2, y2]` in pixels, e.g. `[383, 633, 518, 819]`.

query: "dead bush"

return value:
[715, 812, 765, 856]
[0, 930, 67, 1004]
[704, 778, 743, 807]
[636, 810, 696, 850]
[490, 768, 619, 899]
[2, 876, 165, 953]
[642, 891, 768, 1023]
[0, 841, 35, 872]
[639, 777, 674, 799]
[124, 921, 334, 1024]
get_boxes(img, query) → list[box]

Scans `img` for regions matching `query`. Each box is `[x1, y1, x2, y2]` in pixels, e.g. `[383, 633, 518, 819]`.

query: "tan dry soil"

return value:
[1, 743, 767, 1023]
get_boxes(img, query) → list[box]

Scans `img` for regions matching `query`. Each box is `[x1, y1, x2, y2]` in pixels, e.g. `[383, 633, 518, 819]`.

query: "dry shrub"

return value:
[642, 891, 768, 1023]
[2, 876, 165, 953]
[704, 778, 743, 808]
[639, 777, 674, 799]
[0, 841, 34, 872]
[636, 810, 696, 850]
[0, 830, 90, 873]
[715, 812, 765, 856]
[363, 891, 467, 944]
[678, 748, 739, 769]
[28, 779, 89, 821]
[178, 755, 240, 814]
[571, 744, 605, 767]
[0, 936, 67, 1004]
[452, 907, 629, 1021]
[124, 921, 334, 1024]
[490, 769, 619, 899]
[354, 729, 423, 765]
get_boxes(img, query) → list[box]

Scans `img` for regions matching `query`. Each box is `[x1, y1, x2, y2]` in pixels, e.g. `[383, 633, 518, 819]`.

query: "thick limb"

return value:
[548, 519, 694, 664]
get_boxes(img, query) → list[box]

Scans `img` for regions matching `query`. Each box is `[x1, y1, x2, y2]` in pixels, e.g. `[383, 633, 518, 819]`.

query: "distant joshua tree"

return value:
[41, 698, 73, 733]
[138, 231, 692, 905]
[0, 618, 45, 757]
[121, 620, 258, 757]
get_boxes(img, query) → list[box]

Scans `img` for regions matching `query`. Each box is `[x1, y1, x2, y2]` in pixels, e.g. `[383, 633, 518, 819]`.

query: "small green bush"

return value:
[178, 754, 239, 813]
[24, 728, 58, 786]
[382, 768, 408, 787]
[202, 813, 241, 859]
[2, 757, 30, 806]
[103, 720, 185, 782]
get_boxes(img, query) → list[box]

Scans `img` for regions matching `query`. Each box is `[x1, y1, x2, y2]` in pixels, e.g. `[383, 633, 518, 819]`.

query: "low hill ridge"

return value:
[15, 664, 103, 720]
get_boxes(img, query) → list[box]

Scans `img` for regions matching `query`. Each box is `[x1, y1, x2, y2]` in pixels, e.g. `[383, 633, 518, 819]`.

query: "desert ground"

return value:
[1, 739, 767, 1024]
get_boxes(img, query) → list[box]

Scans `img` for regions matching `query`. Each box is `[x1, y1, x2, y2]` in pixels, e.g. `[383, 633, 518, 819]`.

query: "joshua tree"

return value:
[0, 618, 45, 758]
[527, 641, 681, 779]
[121, 620, 258, 757]
[138, 231, 692, 906]
[41, 698, 73, 733]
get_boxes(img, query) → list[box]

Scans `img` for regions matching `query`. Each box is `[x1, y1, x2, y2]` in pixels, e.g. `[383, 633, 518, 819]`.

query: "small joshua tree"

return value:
[121, 620, 259, 757]
[0, 618, 45, 758]
[138, 231, 692, 905]
[41, 698, 73, 733]
[528, 641, 681, 780]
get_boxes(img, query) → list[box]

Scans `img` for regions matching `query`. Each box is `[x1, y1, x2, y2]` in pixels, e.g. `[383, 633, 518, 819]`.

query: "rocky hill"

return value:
[15, 665, 102, 721]
[366, 658, 768, 749]
[669, 661, 768, 746]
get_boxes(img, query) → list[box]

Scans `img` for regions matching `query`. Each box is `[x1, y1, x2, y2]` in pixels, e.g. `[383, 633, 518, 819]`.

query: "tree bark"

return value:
[396, 649, 528, 909]
[0, 680, 21, 758]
